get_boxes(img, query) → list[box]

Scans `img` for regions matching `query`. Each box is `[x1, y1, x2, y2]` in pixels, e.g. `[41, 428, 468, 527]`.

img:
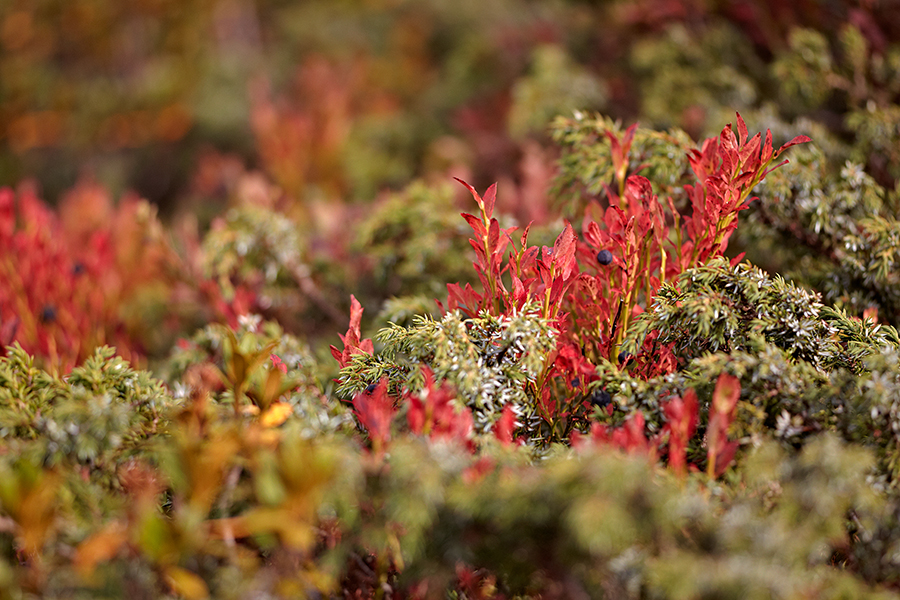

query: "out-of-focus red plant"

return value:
[352, 379, 395, 457]
[494, 404, 520, 447]
[706, 372, 741, 478]
[351, 368, 479, 456]
[663, 388, 699, 477]
[250, 55, 398, 209]
[579, 411, 659, 459]
[0, 179, 175, 372]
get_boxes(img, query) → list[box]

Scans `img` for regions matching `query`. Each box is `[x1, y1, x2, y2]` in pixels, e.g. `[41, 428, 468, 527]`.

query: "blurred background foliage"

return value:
[3, 0, 894, 208]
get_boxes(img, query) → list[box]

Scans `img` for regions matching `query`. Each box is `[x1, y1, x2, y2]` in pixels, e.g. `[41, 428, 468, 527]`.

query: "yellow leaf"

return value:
[259, 367, 284, 411]
[261, 402, 292, 428]
[164, 565, 209, 600]
[242, 506, 315, 551]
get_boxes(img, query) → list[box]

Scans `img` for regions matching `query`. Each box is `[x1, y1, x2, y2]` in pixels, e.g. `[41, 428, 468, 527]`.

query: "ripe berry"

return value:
[618, 352, 632, 364]
[590, 389, 611, 408]
[40, 305, 56, 323]
[365, 383, 377, 394]
[596, 249, 613, 265]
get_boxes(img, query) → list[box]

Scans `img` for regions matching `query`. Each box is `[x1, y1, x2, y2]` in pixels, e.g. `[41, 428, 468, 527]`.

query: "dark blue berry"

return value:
[570, 378, 580, 388]
[618, 352, 632, 364]
[596, 249, 613, 265]
[40, 305, 56, 323]
[365, 383, 377, 394]
[590, 389, 611, 408]
[72, 263, 85, 275]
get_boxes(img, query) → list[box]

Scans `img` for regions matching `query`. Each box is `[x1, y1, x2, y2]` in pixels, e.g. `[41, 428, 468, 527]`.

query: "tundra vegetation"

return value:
[3, 1, 900, 598]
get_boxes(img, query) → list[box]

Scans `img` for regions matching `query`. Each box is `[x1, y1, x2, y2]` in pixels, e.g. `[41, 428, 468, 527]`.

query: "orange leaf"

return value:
[261, 401, 293, 428]
[74, 522, 128, 578]
[711, 372, 740, 419]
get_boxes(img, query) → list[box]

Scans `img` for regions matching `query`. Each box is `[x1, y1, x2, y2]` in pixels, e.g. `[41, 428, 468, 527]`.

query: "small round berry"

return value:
[365, 383, 377, 394]
[590, 389, 611, 408]
[596, 249, 613, 265]
[570, 378, 581, 389]
[618, 352, 632, 364]
[40, 305, 57, 323]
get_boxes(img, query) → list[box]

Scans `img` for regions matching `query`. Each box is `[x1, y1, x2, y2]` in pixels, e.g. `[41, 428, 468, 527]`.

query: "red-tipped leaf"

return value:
[735, 112, 748, 145]
[482, 183, 497, 219]
[776, 135, 812, 154]
[454, 177, 483, 211]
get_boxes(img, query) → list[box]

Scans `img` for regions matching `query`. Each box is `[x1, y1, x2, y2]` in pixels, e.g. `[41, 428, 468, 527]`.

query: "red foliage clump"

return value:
[0, 181, 173, 372]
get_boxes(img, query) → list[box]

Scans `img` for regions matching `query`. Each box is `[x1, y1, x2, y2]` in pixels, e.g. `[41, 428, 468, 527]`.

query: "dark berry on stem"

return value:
[590, 389, 611, 408]
[596, 249, 613, 265]
[365, 383, 377, 394]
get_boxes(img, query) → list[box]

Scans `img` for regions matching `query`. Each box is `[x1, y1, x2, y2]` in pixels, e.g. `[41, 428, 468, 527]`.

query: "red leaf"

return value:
[604, 206, 627, 240]
[624, 174, 654, 207]
[495, 404, 517, 446]
[761, 129, 773, 163]
[405, 367, 471, 446]
[713, 441, 739, 477]
[762, 158, 790, 179]
[712, 372, 740, 418]
[353, 380, 395, 453]
[706, 372, 741, 477]
[462, 456, 494, 484]
[553, 222, 578, 279]
[0, 188, 14, 238]
[468, 238, 487, 265]
[663, 388, 698, 476]
[348, 295, 364, 343]
[332, 295, 373, 368]
[739, 133, 761, 170]
[461, 213, 486, 239]
[729, 252, 746, 267]
[735, 112, 748, 144]
[520, 221, 532, 248]
[482, 183, 498, 219]
[511, 274, 526, 306]
[454, 177, 483, 210]
[407, 395, 426, 435]
[584, 220, 604, 250]
[487, 219, 500, 259]
[776, 135, 811, 154]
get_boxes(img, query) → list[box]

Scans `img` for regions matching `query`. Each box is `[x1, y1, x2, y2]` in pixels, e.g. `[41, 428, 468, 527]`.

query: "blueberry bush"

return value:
[4, 1, 900, 598]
